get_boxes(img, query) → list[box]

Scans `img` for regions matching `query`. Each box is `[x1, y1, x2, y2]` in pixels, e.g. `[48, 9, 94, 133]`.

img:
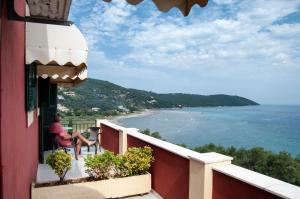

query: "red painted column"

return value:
[0, 5, 2, 198]
[213, 171, 282, 199]
[100, 124, 120, 154]
[127, 135, 190, 199]
[0, 1, 39, 199]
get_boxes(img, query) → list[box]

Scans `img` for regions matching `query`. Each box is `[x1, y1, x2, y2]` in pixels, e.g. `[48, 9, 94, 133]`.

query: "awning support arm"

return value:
[7, 0, 73, 26]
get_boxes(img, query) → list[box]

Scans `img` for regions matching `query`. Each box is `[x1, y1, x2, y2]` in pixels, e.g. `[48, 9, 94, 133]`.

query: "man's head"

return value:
[54, 113, 61, 122]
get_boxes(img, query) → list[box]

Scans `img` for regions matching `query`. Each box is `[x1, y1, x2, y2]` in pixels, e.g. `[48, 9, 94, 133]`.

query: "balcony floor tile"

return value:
[122, 191, 161, 199]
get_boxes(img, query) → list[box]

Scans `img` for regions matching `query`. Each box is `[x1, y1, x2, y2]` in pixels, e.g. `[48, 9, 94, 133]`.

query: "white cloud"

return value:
[236, 1, 299, 27]
[70, 0, 300, 104]
[120, 1, 300, 73]
[71, 0, 136, 49]
[212, 0, 238, 5]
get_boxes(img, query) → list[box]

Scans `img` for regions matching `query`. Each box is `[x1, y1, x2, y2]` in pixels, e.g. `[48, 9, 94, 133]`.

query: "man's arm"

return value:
[60, 133, 72, 139]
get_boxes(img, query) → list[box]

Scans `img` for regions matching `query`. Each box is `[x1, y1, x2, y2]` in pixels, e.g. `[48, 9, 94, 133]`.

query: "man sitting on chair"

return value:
[49, 114, 96, 157]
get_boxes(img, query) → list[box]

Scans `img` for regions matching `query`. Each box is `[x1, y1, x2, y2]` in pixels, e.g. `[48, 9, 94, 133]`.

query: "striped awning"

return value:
[27, 0, 72, 21]
[103, 0, 208, 16]
[37, 65, 87, 87]
[26, 22, 88, 87]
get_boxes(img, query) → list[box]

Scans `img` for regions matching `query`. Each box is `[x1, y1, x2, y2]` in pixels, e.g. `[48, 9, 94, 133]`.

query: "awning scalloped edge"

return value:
[26, 48, 88, 67]
[26, 22, 88, 67]
[26, 22, 88, 87]
[53, 77, 87, 87]
[103, 0, 208, 16]
[39, 74, 87, 80]
[37, 65, 87, 86]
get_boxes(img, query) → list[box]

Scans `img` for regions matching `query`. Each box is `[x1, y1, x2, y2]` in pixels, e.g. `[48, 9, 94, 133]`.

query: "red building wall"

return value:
[0, 10, 2, 198]
[100, 124, 119, 154]
[0, 1, 39, 199]
[212, 171, 282, 199]
[127, 135, 190, 199]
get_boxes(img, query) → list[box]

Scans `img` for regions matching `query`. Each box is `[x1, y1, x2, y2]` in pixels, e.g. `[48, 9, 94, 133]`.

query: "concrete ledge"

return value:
[188, 152, 233, 164]
[213, 164, 300, 199]
[97, 120, 126, 131]
[32, 173, 151, 199]
[99, 121, 232, 163]
[99, 121, 300, 199]
[124, 125, 232, 164]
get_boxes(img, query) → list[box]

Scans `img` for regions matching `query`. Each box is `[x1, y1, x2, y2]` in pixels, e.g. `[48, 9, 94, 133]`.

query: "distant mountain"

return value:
[58, 78, 259, 114]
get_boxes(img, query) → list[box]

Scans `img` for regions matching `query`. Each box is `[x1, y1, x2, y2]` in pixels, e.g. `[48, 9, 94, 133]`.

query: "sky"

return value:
[69, 0, 300, 105]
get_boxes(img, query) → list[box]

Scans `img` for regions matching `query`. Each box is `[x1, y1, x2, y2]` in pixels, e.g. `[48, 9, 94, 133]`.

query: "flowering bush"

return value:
[84, 151, 116, 180]
[124, 146, 154, 176]
[46, 150, 72, 183]
[114, 154, 130, 177]
[84, 146, 154, 180]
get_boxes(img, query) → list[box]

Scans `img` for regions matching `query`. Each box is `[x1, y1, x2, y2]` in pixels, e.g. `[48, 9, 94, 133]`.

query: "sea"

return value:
[117, 105, 300, 156]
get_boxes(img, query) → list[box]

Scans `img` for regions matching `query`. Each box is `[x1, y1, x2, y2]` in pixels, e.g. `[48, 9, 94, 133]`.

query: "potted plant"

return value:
[46, 150, 72, 183]
[31, 146, 154, 199]
[84, 146, 154, 179]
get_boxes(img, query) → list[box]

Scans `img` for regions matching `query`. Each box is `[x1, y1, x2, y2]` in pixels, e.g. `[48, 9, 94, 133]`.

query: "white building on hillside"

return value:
[58, 95, 65, 100]
[91, 107, 100, 112]
[63, 91, 76, 96]
[58, 104, 70, 113]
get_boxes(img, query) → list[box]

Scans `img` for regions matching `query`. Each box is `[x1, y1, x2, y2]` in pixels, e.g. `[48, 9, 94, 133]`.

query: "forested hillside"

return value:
[58, 78, 258, 115]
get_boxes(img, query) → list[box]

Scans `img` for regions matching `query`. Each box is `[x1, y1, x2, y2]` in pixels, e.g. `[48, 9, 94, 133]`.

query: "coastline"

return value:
[108, 107, 185, 124]
[108, 109, 156, 124]
[106, 105, 300, 157]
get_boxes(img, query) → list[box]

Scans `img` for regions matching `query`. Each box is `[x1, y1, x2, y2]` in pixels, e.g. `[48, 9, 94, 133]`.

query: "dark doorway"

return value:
[38, 78, 57, 162]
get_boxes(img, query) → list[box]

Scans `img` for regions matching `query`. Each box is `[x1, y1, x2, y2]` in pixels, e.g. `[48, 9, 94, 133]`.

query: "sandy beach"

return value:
[109, 109, 156, 124]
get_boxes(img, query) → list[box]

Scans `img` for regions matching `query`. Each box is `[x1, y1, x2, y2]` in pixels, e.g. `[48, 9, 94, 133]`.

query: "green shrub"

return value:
[124, 146, 154, 176]
[46, 150, 72, 183]
[193, 143, 300, 186]
[141, 129, 162, 139]
[84, 146, 154, 180]
[84, 151, 117, 180]
[114, 154, 130, 177]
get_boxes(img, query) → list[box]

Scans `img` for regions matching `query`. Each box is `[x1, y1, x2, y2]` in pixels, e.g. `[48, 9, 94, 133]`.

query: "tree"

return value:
[46, 150, 72, 183]
[151, 132, 162, 139]
[140, 129, 151, 136]
[193, 143, 300, 186]
[140, 129, 162, 139]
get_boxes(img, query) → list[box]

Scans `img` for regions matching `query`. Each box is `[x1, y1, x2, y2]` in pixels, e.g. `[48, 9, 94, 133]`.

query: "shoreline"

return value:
[109, 109, 156, 124]
[107, 107, 186, 124]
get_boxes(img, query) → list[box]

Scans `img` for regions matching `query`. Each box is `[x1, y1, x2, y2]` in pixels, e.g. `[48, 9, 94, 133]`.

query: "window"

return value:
[25, 63, 37, 111]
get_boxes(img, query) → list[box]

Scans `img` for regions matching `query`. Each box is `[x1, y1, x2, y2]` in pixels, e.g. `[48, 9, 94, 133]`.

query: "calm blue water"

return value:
[118, 105, 300, 156]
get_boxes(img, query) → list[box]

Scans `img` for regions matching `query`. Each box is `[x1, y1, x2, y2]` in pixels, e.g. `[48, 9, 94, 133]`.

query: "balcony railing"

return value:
[97, 120, 300, 199]
[37, 120, 300, 199]
[62, 120, 95, 132]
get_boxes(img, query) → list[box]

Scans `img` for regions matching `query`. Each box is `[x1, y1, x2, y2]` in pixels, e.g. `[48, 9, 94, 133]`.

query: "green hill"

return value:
[58, 78, 258, 115]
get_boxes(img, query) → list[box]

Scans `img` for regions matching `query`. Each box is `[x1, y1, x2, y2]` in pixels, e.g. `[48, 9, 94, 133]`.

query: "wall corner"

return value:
[119, 129, 127, 155]
[189, 154, 232, 199]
